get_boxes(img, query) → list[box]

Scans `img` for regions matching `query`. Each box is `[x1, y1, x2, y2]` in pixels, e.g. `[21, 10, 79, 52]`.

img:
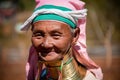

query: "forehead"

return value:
[32, 20, 71, 31]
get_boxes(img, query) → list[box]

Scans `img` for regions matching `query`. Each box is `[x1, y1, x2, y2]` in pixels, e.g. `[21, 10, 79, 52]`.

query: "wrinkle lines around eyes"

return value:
[32, 30, 45, 37]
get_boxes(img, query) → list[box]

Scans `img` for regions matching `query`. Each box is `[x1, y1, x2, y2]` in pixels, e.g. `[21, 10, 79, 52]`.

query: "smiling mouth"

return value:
[46, 52, 56, 56]
[39, 51, 56, 57]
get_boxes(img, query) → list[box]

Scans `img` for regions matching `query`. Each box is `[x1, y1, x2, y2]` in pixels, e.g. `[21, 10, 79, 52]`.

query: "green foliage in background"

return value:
[0, 0, 35, 11]
[83, 0, 120, 31]
[18, 0, 35, 10]
[83, 0, 120, 43]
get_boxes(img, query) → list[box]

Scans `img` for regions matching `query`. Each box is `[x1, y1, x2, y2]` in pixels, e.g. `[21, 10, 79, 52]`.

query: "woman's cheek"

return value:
[55, 38, 71, 50]
[31, 37, 40, 47]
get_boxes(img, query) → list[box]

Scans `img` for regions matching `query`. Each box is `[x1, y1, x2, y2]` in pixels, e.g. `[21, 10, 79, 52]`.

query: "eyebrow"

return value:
[32, 29, 44, 34]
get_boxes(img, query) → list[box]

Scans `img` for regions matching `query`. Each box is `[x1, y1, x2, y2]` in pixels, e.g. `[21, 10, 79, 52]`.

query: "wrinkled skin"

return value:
[31, 21, 79, 62]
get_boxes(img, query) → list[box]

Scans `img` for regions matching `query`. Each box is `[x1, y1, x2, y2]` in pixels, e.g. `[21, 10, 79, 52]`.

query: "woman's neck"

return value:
[61, 52, 82, 80]
[40, 49, 86, 80]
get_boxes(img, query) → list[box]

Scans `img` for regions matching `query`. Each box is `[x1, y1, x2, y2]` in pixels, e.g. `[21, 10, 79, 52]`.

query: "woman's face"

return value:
[31, 21, 74, 61]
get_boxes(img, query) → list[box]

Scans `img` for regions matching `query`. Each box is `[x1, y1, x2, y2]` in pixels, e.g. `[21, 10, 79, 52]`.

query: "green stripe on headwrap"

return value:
[33, 14, 76, 28]
[33, 5, 76, 29]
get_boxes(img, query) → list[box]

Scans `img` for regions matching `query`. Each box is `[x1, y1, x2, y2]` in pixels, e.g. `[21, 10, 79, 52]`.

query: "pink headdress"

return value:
[25, 0, 103, 80]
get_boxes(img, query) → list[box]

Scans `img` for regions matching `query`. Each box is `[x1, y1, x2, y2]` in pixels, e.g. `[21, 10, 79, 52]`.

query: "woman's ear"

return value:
[72, 27, 80, 45]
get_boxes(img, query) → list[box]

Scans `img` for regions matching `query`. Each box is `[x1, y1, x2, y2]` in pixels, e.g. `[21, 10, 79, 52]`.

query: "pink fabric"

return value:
[35, 0, 85, 10]
[26, 0, 103, 80]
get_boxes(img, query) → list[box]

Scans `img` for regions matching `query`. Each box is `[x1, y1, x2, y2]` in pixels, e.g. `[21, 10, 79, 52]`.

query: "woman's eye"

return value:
[35, 33, 42, 36]
[52, 33, 61, 39]
[32, 32, 44, 38]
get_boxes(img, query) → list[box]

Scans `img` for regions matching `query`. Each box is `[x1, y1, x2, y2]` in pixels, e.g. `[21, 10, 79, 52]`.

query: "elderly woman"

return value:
[21, 0, 103, 80]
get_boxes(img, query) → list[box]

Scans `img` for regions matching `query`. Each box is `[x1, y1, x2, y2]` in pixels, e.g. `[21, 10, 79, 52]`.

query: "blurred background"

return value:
[0, 0, 119, 80]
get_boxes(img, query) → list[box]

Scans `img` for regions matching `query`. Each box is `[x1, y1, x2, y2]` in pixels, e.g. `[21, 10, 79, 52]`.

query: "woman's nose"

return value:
[41, 37, 53, 48]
